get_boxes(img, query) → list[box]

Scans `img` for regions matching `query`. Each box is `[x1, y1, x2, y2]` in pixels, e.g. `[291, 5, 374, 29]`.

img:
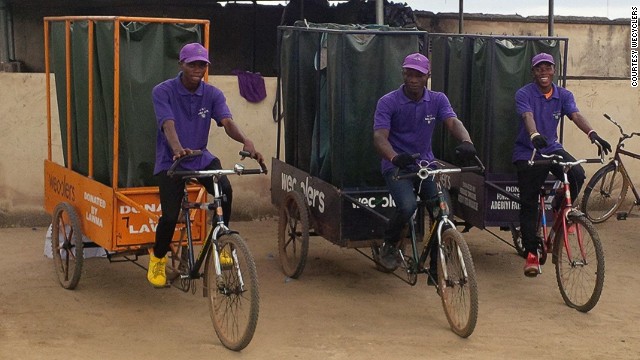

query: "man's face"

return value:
[532, 62, 555, 88]
[402, 68, 429, 95]
[180, 60, 208, 87]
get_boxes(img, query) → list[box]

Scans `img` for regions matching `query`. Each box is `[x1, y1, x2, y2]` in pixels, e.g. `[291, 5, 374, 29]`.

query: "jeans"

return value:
[515, 148, 585, 255]
[383, 167, 438, 244]
[153, 158, 232, 258]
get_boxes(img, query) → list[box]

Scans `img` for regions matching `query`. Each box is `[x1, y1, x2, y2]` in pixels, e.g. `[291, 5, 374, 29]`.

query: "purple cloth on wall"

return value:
[232, 69, 267, 103]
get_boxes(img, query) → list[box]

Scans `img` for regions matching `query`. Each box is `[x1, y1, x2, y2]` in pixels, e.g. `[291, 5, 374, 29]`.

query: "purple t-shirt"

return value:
[152, 72, 233, 174]
[512, 82, 579, 162]
[373, 85, 457, 174]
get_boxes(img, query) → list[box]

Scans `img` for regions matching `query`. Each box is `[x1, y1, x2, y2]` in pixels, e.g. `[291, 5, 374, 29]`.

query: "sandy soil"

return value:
[1, 217, 639, 360]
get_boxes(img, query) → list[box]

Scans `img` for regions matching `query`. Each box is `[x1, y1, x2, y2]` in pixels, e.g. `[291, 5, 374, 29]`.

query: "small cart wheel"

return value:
[51, 202, 84, 289]
[278, 191, 309, 278]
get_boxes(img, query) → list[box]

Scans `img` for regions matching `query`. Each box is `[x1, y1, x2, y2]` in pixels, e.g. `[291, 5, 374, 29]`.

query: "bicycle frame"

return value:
[539, 177, 586, 265]
[532, 152, 598, 266]
[396, 160, 483, 284]
[168, 153, 267, 287]
[400, 186, 456, 277]
[180, 180, 227, 280]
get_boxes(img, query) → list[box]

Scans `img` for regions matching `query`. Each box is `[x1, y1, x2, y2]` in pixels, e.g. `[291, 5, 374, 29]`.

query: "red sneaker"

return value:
[524, 252, 540, 277]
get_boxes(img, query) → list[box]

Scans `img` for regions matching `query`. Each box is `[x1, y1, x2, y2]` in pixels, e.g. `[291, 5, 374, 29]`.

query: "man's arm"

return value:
[443, 117, 473, 143]
[568, 111, 594, 134]
[373, 128, 396, 162]
[444, 117, 479, 161]
[568, 111, 612, 154]
[220, 117, 264, 163]
[521, 112, 538, 136]
[162, 120, 188, 160]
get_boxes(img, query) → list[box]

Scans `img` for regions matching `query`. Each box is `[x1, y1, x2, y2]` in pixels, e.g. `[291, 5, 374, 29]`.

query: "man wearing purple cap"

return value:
[513, 52, 611, 277]
[147, 42, 265, 287]
[373, 52, 478, 272]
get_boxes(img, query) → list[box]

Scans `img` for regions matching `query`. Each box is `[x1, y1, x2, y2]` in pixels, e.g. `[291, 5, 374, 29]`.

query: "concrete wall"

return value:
[1, 72, 638, 227]
[415, 12, 631, 78]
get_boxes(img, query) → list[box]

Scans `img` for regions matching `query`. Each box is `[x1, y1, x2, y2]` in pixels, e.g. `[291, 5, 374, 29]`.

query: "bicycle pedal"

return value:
[616, 212, 628, 220]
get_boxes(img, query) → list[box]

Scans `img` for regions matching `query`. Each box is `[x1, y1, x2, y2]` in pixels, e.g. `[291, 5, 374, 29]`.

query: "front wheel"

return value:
[554, 214, 605, 312]
[580, 163, 628, 223]
[437, 228, 478, 338]
[205, 233, 259, 351]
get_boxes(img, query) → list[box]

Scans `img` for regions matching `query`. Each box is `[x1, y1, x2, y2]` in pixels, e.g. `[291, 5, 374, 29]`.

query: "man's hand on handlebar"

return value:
[391, 153, 416, 169]
[530, 133, 548, 150]
[588, 131, 612, 156]
[454, 141, 477, 161]
[172, 148, 201, 161]
[240, 140, 265, 164]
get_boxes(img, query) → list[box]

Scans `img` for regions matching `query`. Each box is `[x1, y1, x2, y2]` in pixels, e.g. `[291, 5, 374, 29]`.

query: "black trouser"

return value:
[515, 149, 585, 256]
[153, 158, 232, 258]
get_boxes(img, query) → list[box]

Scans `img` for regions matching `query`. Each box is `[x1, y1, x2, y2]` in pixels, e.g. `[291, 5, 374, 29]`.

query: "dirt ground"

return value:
[1, 217, 639, 360]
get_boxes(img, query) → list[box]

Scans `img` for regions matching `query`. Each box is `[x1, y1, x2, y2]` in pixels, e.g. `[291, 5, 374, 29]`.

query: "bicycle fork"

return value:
[210, 212, 247, 295]
[437, 216, 469, 285]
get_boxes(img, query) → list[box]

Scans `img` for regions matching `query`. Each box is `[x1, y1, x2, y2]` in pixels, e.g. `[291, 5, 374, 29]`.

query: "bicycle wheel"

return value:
[580, 163, 628, 223]
[554, 214, 605, 312]
[278, 191, 309, 278]
[437, 228, 478, 338]
[51, 202, 84, 289]
[205, 233, 259, 351]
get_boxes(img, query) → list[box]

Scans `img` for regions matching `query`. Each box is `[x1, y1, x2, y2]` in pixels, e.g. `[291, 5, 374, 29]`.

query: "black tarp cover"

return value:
[429, 35, 563, 174]
[279, 23, 428, 189]
[50, 21, 204, 187]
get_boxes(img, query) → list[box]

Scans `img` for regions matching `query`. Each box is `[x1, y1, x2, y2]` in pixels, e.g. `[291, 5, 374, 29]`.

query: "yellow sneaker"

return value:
[147, 253, 167, 288]
[219, 249, 234, 270]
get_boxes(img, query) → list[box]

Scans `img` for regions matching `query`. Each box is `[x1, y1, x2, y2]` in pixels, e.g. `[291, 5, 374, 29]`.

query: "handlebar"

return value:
[603, 113, 640, 141]
[167, 150, 268, 178]
[393, 156, 485, 181]
[527, 149, 602, 167]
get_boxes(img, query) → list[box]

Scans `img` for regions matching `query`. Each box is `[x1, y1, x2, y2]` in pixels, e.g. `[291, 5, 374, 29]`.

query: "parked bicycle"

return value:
[580, 113, 640, 223]
[166, 150, 267, 351]
[370, 157, 485, 338]
[528, 150, 605, 312]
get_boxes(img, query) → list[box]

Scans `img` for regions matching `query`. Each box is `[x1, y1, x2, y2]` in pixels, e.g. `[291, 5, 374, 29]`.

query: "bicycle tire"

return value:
[437, 228, 478, 338]
[205, 233, 259, 351]
[51, 202, 84, 289]
[580, 162, 628, 223]
[554, 214, 605, 312]
[277, 191, 309, 278]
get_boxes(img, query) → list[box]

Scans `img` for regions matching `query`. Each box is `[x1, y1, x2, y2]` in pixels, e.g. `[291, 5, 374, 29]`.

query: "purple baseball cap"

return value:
[179, 43, 210, 64]
[531, 52, 555, 68]
[402, 53, 430, 74]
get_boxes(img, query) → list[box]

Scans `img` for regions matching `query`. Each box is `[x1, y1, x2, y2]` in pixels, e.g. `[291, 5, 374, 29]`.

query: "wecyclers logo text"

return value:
[631, 6, 638, 87]
[48, 174, 75, 201]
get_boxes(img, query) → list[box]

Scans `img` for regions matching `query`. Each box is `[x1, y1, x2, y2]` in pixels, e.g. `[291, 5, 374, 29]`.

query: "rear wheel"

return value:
[205, 233, 259, 351]
[437, 228, 478, 338]
[580, 163, 628, 223]
[51, 202, 84, 289]
[554, 214, 605, 312]
[278, 191, 309, 278]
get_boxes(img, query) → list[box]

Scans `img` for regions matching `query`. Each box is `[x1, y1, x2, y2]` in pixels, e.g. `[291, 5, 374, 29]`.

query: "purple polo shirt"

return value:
[512, 82, 579, 162]
[152, 72, 232, 174]
[374, 85, 457, 174]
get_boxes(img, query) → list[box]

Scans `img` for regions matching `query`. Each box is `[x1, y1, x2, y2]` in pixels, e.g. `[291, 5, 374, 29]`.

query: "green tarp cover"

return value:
[50, 21, 204, 187]
[429, 35, 563, 173]
[279, 23, 427, 188]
